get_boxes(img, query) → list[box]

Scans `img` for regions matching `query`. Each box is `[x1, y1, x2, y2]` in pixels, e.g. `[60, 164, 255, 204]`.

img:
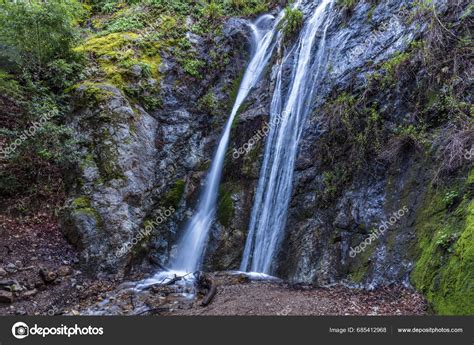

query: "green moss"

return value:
[72, 196, 90, 209]
[74, 31, 161, 92]
[70, 81, 115, 105]
[163, 179, 185, 208]
[367, 4, 377, 20]
[348, 239, 375, 283]
[198, 91, 219, 115]
[71, 196, 102, 223]
[241, 138, 262, 175]
[336, 0, 358, 11]
[197, 160, 211, 172]
[381, 51, 410, 86]
[80, 153, 96, 169]
[411, 170, 474, 315]
[227, 70, 245, 113]
[75, 31, 139, 57]
[217, 186, 234, 228]
[182, 58, 204, 78]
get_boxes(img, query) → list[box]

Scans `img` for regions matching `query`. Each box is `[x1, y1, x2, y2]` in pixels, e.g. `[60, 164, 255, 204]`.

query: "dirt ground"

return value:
[169, 282, 428, 316]
[74, 271, 428, 316]
[0, 209, 120, 316]
[0, 205, 428, 317]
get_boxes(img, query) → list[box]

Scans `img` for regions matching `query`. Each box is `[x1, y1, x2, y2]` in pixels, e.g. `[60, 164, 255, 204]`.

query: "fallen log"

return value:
[201, 283, 217, 306]
[165, 275, 182, 286]
[136, 307, 169, 316]
[195, 271, 217, 307]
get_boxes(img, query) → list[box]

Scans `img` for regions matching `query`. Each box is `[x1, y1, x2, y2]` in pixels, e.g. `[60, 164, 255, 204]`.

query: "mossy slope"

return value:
[411, 169, 474, 315]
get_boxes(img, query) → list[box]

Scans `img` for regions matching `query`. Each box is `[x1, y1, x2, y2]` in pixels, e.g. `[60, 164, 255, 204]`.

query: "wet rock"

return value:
[58, 265, 73, 277]
[34, 280, 45, 289]
[5, 263, 17, 273]
[39, 268, 57, 284]
[0, 280, 16, 288]
[22, 289, 38, 298]
[61, 13, 253, 276]
[15, 308, 27, 315]
[130, 64, 142, 77]
[0, 290, 13, 303]
[11, 283, 23, 293]
[61, 84, 160, 275]
[0, 267, 6, 277]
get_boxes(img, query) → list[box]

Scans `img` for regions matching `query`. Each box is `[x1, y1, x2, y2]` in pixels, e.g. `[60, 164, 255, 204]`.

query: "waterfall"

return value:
[240, 0, 335, 274]
[169, 14, 283, 273]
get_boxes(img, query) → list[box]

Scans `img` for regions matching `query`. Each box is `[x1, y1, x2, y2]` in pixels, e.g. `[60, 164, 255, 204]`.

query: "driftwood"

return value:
[143, 272, 192, 291]
[201, 284, 217, 306]
[135, 307, 169, 316]
[165, 275, 182, 286]
[195, 271, 217, 307]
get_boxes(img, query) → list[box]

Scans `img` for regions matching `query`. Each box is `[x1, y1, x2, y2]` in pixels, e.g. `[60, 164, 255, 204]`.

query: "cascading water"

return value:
[240, 0, 335, 274]
[164, 14, 283, 276]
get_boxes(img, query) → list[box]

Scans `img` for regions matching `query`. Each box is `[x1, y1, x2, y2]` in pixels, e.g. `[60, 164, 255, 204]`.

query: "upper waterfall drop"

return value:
[240, 0, 335, 274]
[169, 13, 283, 273]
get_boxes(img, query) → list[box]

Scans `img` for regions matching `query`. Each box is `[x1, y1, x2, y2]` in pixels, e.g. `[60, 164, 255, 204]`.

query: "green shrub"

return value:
[182, 59, 205, 78]
[279, 7, 303, 39]
[0, 0, 83, 77]
[163, 179, 186, 208]
[198, 91, 219, 115]
[201, 1, 223, 21]
[105, 13, 145, 33]
[336, 0, 357, 11]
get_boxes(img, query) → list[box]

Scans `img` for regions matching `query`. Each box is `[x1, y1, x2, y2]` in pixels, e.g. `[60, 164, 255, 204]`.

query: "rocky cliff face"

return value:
[273, 0, 472, 314]
[61, 16, 254, 276]
[62, 0, 472, 313]
[215, 0, 473, 313]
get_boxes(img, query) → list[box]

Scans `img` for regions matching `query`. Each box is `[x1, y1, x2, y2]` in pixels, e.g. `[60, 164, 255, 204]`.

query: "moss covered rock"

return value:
[411, 170, 474, 315]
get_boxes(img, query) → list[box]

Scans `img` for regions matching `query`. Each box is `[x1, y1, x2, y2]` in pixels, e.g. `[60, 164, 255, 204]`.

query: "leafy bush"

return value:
[0, 0, 83, 78]
[105, 13, 145, 33]
[279, 6, 303, 39]
[182, 59, 205, 78]
[443, 190, 459, 207]
[198, 91, 219, 114]
[201, 1, 223, 21]
[0, 1, 84, 201]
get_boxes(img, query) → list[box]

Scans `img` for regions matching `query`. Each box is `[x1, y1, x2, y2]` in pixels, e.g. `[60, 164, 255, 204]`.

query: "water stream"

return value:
[240, 0, 335, 274]
[140, 14, 283, 288]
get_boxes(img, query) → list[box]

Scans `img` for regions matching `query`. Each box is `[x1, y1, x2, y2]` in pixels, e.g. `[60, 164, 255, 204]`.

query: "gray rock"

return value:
[61, 13, 253, 276]
[5, 263, 16, 273]
[58, 266, 73, 277]
[39, 268, 57, 283]
[0, 280, 16, 288]
[0, 290, 13, 303]
[22, 289, 38, 298]
[130, 64, 142, 77]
